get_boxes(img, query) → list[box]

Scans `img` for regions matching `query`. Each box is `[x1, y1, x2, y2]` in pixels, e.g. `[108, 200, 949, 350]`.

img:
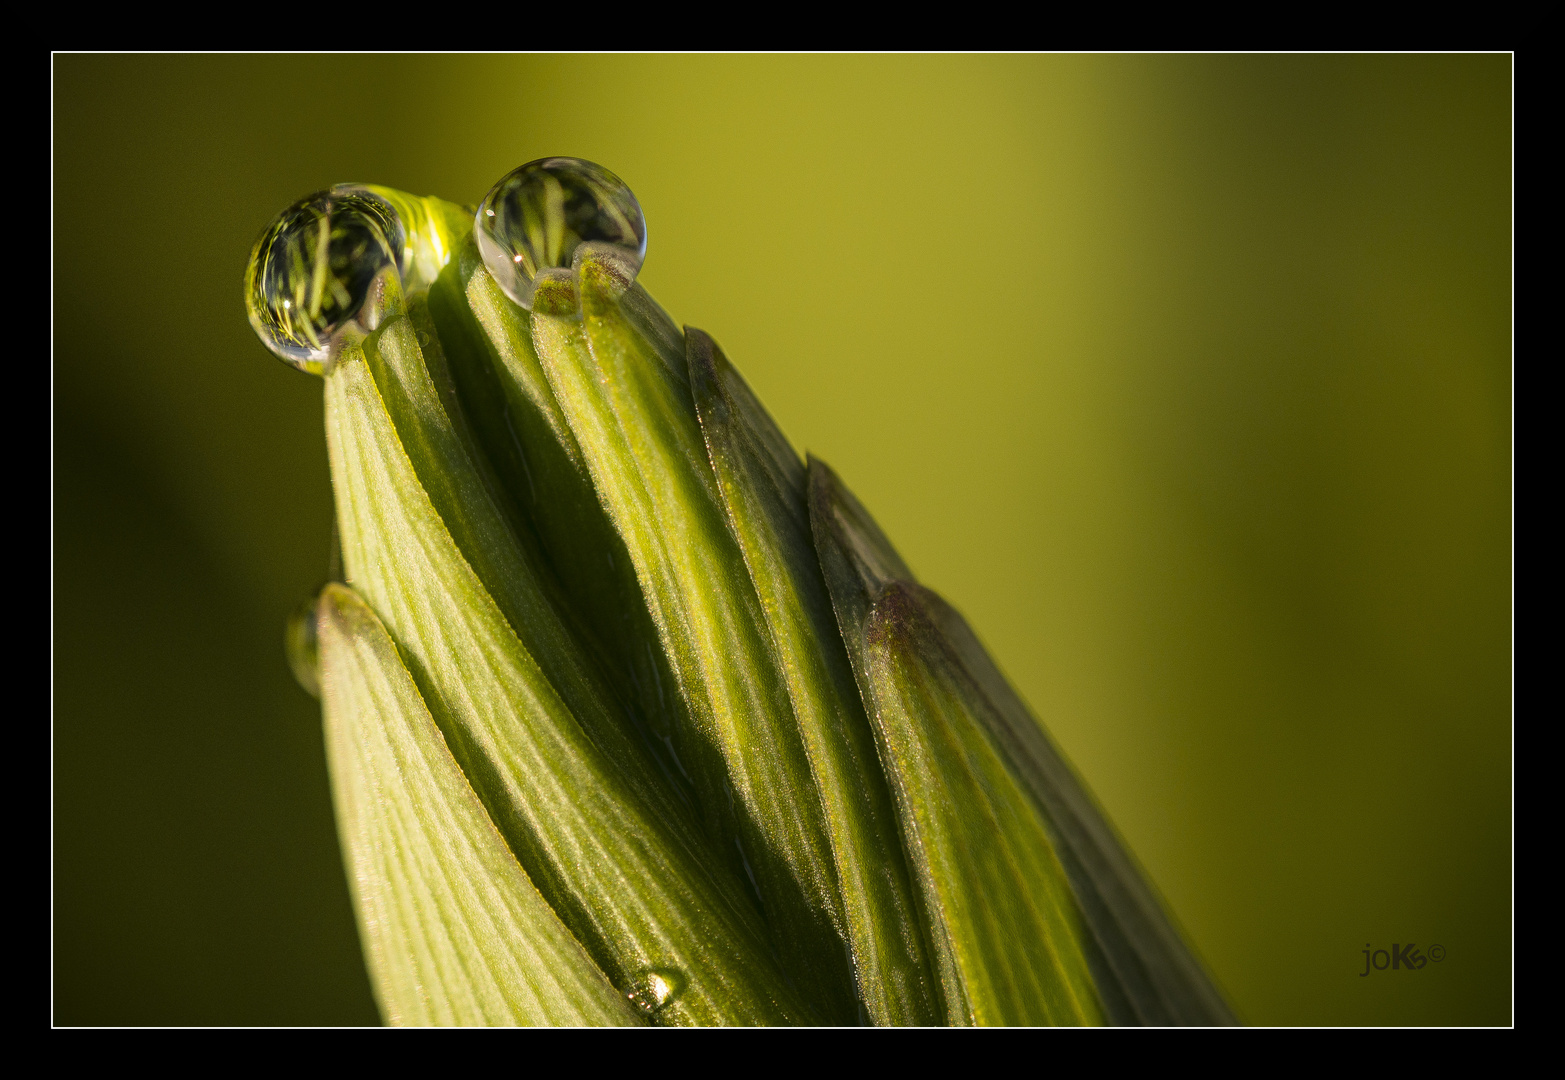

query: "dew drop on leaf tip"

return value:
[475, 157, 647, 312]
[245, 187, 406, 375]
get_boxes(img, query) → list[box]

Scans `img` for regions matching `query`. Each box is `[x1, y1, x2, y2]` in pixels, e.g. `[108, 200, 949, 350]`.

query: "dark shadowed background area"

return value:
[52, 55, 1511, 1026]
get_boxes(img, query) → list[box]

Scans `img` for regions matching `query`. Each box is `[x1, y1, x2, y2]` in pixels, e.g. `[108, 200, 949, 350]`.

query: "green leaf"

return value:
[808, 457, 1235, 1026]
[324, 296, 811, 1023]
[255, 173, 1245, 1027]
[431, 237, 684, 795]
[517, 253, 859, 1022]
[686, 329, 938, 1026]
[918, 583, 1237, 1025]
[315, 582, 641, 1026]
[362, 281, 680, 827]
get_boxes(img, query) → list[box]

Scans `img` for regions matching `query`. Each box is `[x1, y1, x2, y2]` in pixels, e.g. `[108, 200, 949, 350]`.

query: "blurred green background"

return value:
[53, 55, 1510, 1026]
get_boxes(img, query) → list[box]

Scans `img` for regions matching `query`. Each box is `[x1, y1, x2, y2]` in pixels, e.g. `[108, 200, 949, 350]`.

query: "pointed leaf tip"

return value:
[315, 583, 642, 1027]
[808, 457, 1235, 1026]
[690, 334, 940, 1026]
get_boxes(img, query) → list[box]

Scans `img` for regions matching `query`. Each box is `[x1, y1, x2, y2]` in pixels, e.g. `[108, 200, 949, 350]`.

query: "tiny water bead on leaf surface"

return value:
[246, 188, 406, 374]
[284, 588, 324, 700]
[475, 158, 647, 312]
[625, 969, 686, 1017]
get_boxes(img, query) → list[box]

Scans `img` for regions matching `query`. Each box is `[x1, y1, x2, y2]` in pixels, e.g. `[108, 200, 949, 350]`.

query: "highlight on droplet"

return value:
[245, 188, 406, 374]
[475, 157, 647, 311]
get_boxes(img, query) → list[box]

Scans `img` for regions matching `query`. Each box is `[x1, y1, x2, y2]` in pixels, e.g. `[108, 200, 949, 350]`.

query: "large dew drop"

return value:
[475, 158, 646, 311]
[246, 188, 406, 374]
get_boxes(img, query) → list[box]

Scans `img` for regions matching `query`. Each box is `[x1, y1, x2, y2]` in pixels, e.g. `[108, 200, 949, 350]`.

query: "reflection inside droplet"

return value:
[475, 157, 646, 311]
[625, 967, 686, 1017]
[246, 189, 405, 374]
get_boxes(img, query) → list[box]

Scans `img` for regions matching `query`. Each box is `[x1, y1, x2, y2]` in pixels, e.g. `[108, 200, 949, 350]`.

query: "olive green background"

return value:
[52, 55, 1511, 1026]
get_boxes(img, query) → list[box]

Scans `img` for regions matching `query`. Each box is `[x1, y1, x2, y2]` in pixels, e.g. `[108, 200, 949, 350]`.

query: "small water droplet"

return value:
[246, 189, 406, 374]
[475, 157, 646, 312]
[625, 967, 686, 1017]
[285, 588, 325, 699]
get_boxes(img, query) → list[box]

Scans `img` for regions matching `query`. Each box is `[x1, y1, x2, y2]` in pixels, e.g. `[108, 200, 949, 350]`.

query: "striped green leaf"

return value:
[686, 329, 938, 1025]
[808, 457, 1236, 1026]
[429, 236, 684, 792]
[315, 582, 640, 1027]
[272, 178, 1237, 1027]
[511, 252, 859, 1023]
[323, 213, 811, 1022]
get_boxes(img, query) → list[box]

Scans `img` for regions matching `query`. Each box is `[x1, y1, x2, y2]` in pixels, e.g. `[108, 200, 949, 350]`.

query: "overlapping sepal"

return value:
[315, 582, 643, 1027]
[286, 177, 1235, 1028]
[809, 458, 1236, 1026]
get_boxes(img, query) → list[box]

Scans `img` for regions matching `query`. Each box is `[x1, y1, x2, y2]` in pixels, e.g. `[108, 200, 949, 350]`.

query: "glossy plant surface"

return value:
[260, 165, 1235, 1025]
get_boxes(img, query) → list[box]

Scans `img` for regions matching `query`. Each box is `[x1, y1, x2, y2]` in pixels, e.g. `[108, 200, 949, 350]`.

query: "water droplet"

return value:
[285, 588, 325, 699]
[246, 189, 406, 374]
[625, 968, 686, 1017]
[475, 158, 646, 312]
